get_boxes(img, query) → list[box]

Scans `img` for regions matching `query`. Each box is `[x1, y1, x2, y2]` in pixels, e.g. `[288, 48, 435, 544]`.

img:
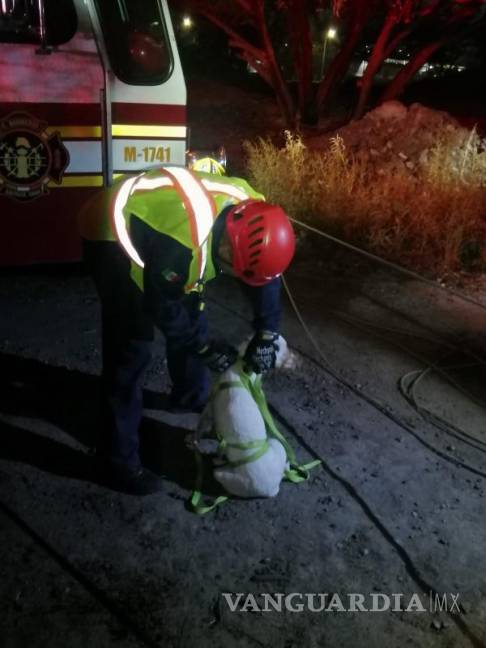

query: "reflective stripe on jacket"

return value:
[78, 168, 264, 294]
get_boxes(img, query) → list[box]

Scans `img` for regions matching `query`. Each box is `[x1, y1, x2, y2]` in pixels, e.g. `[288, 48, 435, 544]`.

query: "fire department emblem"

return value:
[0, 112, 69, 201]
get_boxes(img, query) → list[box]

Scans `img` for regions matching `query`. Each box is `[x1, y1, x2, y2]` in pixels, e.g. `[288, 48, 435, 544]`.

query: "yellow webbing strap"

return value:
[189, 362, 320, 514]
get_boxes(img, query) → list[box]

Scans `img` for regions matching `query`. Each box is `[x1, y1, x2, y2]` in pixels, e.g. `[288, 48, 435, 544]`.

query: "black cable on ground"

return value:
[208, 291, 486, 644]
[280, 275, 486, 479]
[0, 498, 161, 648]
[209, 289, 486, 477]
[267, 404, 485, 648]
[288, 216, 486, 457]
[328, 309, 486, 451]
[399, 370, 486, 452]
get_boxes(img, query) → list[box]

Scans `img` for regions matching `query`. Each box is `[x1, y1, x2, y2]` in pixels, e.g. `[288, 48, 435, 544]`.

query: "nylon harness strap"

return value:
[232, 366, 321, 483]
[190, 451, 229, 515]
[189, 362, 321, 514]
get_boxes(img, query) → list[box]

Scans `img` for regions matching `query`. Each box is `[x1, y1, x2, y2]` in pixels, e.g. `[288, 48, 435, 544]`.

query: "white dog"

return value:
[199, 336, 293, 498]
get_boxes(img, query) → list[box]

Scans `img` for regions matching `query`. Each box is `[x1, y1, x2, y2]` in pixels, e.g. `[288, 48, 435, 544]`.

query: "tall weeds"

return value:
[244, 130, 486, 274]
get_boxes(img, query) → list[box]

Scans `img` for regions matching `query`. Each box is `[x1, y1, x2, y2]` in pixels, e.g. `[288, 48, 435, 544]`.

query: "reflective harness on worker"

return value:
[111, 166, 250, 293]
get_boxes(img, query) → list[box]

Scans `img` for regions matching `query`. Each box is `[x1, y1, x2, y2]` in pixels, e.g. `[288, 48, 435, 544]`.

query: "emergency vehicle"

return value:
[0, 0, 189, 264]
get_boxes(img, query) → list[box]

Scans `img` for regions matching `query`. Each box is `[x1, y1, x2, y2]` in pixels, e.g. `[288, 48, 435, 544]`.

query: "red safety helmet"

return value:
[225, 200, 296, 286]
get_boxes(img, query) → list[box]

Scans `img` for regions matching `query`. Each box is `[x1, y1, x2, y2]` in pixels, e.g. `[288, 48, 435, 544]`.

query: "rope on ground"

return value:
[289, 216, 486, 313]
[330, 309, 486, 411]
[329, 308, 486, 365]
[399, 367, 486, 452]
[329, 308, 486, 450]
[280, 273, 336, 372]
[287, 216, 486, 456]
[280, 274, 486, 479]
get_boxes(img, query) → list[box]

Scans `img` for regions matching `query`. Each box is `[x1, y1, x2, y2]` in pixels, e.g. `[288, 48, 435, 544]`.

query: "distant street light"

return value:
[182, 15, 193, 29]
[320, 27, 337, 79]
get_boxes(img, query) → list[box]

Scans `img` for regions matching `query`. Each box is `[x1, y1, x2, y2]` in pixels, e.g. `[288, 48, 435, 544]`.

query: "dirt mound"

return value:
[342, 102, 468, 167]
[310, 101, 475, 174]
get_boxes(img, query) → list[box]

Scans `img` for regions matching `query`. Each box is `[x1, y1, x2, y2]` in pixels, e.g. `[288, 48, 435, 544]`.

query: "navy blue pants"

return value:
[84, 240, 209, 469]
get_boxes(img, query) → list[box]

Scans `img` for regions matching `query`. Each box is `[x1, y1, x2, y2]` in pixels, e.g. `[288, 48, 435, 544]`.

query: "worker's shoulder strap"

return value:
[197, 172, 264, 202]
[110, 168, 220, 294]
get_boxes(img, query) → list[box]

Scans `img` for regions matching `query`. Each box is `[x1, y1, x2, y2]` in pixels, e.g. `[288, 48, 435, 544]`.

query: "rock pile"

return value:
[319, 101, 479, 175]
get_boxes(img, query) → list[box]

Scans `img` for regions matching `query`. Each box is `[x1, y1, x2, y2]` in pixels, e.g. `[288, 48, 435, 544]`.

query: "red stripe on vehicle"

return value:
[0, 103, 101, 124]
[113, 103, 186, 125]
[0, 102, 186, 126]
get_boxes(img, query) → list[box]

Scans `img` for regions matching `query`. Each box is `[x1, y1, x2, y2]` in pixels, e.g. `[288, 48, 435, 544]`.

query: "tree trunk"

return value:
[353, 11, 398, 120]
[254, 0, 297, 127]
[316, 1, 373, 116]
[286, 0, 314, 122]
[379, 39, 446, 103]
[193, 1, 296, 127]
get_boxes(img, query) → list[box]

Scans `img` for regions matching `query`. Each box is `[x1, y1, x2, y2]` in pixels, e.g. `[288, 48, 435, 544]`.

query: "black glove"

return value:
[244, 330, 279, 374]
[196, 340, 238, 373]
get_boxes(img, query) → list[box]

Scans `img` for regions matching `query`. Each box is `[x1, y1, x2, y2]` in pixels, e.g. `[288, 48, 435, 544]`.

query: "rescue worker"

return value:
[78, 166, 295, 495]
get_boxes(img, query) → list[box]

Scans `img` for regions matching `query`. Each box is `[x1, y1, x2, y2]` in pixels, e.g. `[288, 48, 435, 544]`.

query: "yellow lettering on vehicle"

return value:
[142, 147, 171, 163]
[124, 146, 171, 164]
[124, 146, 137, 162]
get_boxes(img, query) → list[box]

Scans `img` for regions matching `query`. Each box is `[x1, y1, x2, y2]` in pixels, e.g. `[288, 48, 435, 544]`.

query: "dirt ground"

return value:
[2, 235, 486, 648]
[2, 78, 486, 648]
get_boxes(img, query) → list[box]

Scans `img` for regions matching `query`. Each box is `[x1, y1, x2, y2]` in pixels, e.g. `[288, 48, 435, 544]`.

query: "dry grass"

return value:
[244, 129, 486, 275]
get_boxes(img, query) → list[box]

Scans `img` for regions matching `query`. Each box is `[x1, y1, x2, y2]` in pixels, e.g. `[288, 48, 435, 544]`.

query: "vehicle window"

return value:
[94, 0, 172, 86]
[0, 0, 77, 46]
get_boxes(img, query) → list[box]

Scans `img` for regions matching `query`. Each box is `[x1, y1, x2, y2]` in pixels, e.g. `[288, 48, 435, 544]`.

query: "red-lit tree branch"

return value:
[169, 0, 486, 128]
[285, 0, 314, 120]
[353, 7, 401, 118]
[316, 0, 376, 114]
[379, 38, 447, 102]
[171, 0, 296, 125]
[354, 0, 486, 118]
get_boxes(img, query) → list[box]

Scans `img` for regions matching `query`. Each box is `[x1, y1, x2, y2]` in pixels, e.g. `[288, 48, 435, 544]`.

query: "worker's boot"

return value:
[99, 460, 165, 496]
